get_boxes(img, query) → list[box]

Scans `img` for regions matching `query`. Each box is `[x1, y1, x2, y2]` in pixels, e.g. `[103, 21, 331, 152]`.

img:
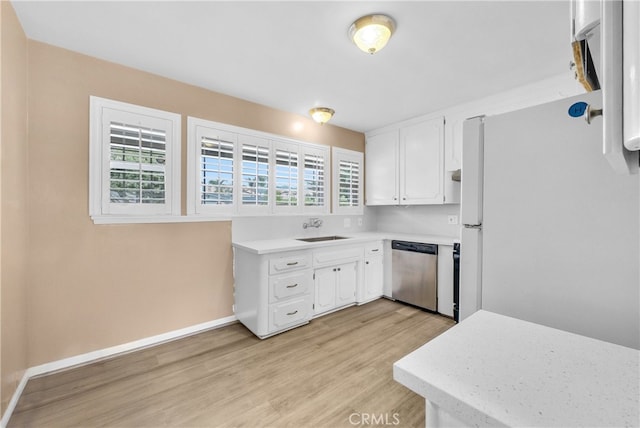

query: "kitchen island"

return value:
[393, 310, 639, 427]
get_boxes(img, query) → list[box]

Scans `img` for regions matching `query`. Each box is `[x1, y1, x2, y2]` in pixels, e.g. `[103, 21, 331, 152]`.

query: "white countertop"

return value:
[393, 310, 640, 428]
[232, 231, 459, 254]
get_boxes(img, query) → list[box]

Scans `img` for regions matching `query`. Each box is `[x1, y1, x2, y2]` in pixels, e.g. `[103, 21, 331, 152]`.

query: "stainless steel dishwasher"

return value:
[391, 240, 438, 312]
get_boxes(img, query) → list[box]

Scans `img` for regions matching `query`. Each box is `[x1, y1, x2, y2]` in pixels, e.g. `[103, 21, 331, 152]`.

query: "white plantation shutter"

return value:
[200, 135, 234, 206]
[303, 154, 325, 206]
[187, 120, 238, 216]
[186, 117, 331, 216]
[301, 146, 329, 213]
[108, 122, 167, 205]
[240, 135, 270, 212]
[338, 159, 360, 207]
[333, 147, 363, 214]
[90, 97, 181, 221]
[274, 142, 299, 211]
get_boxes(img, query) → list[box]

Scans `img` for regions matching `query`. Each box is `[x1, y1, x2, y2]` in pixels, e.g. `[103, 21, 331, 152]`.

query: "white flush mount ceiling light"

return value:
[309, 107, 335, 125]
[349, 14, 396, 54]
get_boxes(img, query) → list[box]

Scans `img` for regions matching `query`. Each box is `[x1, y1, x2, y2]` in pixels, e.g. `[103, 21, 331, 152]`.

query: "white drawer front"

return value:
[269, 253, 311, 274]
[364, 241, 383, 255]
[313, 247, 362, 266]
[269, 270, 311, 302]
[269, 297, 312, 331]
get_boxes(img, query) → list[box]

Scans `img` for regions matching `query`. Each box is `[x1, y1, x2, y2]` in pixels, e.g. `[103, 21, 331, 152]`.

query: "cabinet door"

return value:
[314, 266, 337, 314]
[445, 115, 464, 172]
[400, 117, 444, 204]
[336, 262, 357, 306]
[364, 256, 384, 301]
[365, 130, 399, 205]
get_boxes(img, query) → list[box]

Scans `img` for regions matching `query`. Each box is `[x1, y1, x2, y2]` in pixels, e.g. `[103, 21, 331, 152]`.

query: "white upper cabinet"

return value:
[399, 118, 444, 204]
[364, 129, 399, 205]
[365, 117, 445, 206]
[365, 76, 586, 208]
[444, 115, 465, 172]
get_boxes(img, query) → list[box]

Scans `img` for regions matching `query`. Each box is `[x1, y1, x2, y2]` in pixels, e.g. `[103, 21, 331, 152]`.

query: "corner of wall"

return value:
[0, 0, 29, 422]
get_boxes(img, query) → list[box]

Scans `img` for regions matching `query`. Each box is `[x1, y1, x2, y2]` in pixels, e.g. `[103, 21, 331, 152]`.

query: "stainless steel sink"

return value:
[296, 235, 349, 243]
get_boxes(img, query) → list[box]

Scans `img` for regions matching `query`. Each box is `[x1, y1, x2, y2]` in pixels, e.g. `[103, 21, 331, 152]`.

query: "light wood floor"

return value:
[9, 299, 455, 428]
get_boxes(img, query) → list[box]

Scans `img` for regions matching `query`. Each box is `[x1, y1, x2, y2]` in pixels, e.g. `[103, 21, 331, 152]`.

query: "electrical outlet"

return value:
[447, 215, 459, 225]
[357, 217, 363, 226]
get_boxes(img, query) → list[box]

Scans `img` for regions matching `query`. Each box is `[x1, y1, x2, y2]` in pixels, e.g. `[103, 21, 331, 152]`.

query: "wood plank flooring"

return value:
[8, 299, 455, 428]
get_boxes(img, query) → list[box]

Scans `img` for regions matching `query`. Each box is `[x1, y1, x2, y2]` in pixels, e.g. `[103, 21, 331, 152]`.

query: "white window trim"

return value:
[186, 116, 330, 217]
[187, 117, 237, 216]
[89, 96, 181, 224]
[332, 147, 364, 215]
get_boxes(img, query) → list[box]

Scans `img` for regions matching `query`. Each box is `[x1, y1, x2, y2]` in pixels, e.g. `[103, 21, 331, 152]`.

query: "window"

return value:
[90, 97, 181, 223]
[332, 147, 363, 214]
[200, 135, 234, 206]
[274, 143, 299, 211]
[187, 117, 329, 216]
[240, 135, 270, 213]
[301, 147, 328, 213]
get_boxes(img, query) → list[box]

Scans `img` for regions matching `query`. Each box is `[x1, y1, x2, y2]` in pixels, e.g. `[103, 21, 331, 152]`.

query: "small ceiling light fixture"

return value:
[309, 107, 335, 125]
[349, 14, 396, 54]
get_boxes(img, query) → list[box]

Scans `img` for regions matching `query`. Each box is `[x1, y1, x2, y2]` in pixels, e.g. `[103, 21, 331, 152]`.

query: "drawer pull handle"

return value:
[371, 249, 379, 252]
[287, 310, 298, 316]
[286, 262, 299, 266]
[286, 283, 298, 288]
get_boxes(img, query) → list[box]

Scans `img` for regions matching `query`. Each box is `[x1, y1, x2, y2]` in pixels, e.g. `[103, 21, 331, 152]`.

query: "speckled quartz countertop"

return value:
[393, 310, 640, 427]
[232, 232, 459, 254]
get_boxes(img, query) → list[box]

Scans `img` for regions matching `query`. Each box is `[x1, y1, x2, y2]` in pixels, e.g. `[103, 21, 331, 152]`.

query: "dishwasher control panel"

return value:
[391, 240, 438, 254]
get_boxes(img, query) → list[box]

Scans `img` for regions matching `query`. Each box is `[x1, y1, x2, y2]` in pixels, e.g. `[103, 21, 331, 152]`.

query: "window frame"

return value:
[187, 116, 330, 217]
[332, 147, 364, 215]
[89, 96, 181, 223]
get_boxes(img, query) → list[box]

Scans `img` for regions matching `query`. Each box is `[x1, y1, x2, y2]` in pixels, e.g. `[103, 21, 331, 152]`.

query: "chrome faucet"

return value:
[303, 217, 323, 229]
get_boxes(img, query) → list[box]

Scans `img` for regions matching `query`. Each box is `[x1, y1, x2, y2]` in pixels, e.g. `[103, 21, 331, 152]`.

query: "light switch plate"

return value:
[447, 215, 459, 225]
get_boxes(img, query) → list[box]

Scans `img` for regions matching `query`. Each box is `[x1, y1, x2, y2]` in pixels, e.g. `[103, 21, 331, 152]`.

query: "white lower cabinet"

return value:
[314, 262, 357, 315]
[361, 241, 384, 303]
[314, 265, 338, 314]
[312, 247, 361, 316]
[234, 240, 388, 339]
[336, 262, 358, 306]
[234, 248, 313, 339]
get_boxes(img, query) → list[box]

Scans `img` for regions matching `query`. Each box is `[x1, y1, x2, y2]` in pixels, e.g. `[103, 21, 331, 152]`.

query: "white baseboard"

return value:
[1, 371, 29, 428]
[0, 314, 237, 428]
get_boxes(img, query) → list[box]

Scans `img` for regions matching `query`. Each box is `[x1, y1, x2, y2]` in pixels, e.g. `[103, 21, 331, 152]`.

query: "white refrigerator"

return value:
[459, 90, 640, 349]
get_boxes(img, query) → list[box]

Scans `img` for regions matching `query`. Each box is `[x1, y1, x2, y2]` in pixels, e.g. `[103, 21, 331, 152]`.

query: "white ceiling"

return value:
[11, 0, 572, 133]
